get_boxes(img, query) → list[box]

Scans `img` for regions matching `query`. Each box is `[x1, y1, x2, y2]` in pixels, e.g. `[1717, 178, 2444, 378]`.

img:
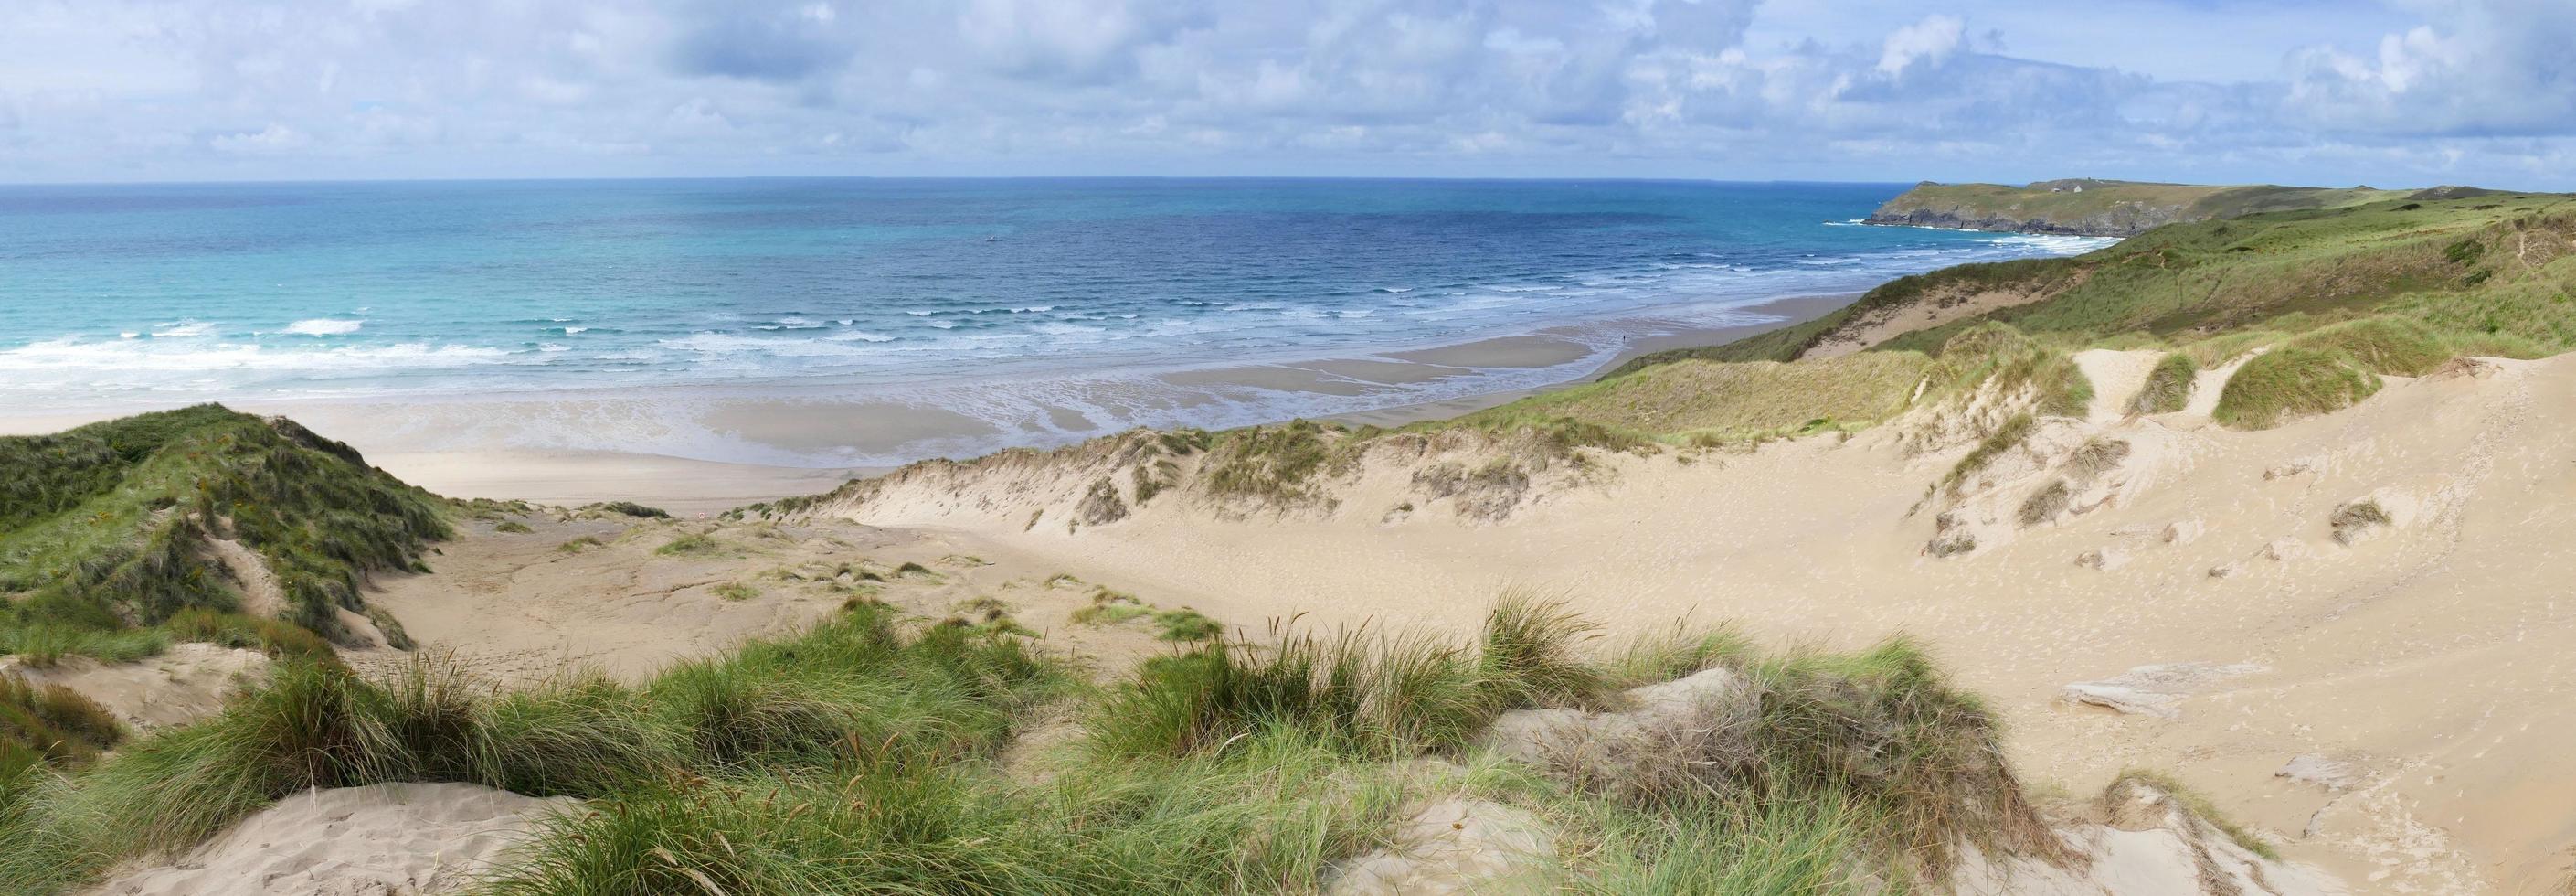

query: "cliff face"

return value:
[1867, 179, 2405, 237]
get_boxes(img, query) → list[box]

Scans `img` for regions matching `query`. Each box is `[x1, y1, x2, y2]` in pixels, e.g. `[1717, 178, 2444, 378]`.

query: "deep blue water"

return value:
[0, 178, 2109, 462]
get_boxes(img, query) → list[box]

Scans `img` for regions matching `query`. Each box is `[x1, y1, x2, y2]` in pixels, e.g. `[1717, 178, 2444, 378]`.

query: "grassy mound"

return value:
[1616, 194, 2573, 380]
[2212, 347, 2383, 429]
[2129, 352, 2199, 414]
[2285, 316, 2454, 376]
[0, 601, 1051, 886]
[0, 406, 450, 659]
[1494, 352, 1933, 444]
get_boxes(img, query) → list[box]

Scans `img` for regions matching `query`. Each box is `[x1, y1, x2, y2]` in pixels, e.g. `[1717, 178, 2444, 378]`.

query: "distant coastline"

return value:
[1862, 178, 2420, 237]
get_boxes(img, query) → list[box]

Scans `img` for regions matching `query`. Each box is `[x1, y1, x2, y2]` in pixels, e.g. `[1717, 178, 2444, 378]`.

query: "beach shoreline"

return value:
[0, 292, 1850, 512]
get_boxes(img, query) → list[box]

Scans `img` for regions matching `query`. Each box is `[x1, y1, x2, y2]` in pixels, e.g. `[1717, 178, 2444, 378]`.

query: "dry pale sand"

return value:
[2072, 348, 2159, 423]
[355, 511, 1191, 687]
[816, 352, 2576, 894]
[85, 783, 573, 896]
[370, 449, 872, 517]
[0, 644, 267, 731]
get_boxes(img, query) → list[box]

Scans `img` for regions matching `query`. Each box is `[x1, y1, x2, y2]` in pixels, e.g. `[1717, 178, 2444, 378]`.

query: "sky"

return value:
[2, 0, 2572, 188]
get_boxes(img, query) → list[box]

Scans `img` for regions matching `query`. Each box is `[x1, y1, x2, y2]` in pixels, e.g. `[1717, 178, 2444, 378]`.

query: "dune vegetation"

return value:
[0, 592, 2076, 894]
[1601, 190, 2576, 433]
[0, 406, 451, 666]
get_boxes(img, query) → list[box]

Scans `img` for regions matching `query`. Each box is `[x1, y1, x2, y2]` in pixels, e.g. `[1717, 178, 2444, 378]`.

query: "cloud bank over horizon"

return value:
[2, 0, 2571, 187]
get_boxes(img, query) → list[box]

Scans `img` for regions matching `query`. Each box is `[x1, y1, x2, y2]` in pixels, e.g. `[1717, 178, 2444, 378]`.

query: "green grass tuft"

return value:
[583, 501, 669, 519]
[0, 677, 123, 772]
[2285, 316, 2453, 376]
[2129, 352, 2198, 414]
[1942, 412, 2035, 495]
[161, 609, 337, 662]
[2016, 480, 2072, 527]
[1150, 609, 1224, 642]
[652, 533, 722, 557]
[2212, 347, 2381, 429]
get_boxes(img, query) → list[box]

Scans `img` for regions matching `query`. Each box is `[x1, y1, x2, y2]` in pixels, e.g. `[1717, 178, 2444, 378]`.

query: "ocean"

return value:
[0, 178, 2112, 465]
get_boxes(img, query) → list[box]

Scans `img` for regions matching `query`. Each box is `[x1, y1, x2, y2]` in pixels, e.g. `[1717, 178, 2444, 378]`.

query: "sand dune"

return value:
[811, 353, 2576, 893]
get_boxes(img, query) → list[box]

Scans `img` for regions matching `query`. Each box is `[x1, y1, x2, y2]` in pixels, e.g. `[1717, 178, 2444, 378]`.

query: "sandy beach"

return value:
[0, 293, 1850, 512]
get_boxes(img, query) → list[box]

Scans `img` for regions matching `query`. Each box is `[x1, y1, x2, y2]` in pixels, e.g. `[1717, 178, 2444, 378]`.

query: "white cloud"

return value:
[2285, 0, 2576, 136]
[1876, 15, 1963, 77]
[0, 0, 2570, 186]
[210, 124, 313, 155]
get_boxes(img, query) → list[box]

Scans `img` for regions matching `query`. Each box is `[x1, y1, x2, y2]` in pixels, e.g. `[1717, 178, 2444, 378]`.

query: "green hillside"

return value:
[1634, 191, 2574, 365]
[1866, 178, 2409, 236]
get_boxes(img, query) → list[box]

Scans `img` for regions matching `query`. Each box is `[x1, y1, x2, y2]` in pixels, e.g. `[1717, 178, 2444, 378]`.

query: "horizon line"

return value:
[0, 173, 2446, 191]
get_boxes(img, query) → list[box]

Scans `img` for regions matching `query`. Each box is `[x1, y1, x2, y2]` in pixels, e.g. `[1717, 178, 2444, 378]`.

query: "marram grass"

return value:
[0, 597, 2077, 895]
[0, 405, 449, 665]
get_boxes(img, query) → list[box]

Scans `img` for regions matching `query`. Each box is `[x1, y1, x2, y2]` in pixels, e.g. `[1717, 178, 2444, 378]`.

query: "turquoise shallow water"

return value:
[0, 178, 2110, 464]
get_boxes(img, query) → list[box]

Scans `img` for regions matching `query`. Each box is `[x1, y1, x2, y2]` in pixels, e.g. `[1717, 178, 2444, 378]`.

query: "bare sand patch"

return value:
[84, 783, 571, 896]
[355, 512, 1197, 686]
[1382, 336, 1594, 368]
[0, 644, 267, 731]
[373, 449, 867, 516]
[2072, 348, 2162, 423]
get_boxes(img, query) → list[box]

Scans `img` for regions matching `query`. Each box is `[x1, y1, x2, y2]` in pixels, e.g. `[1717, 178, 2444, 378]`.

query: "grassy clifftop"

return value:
[0, 405, 451, 665]
[1630, 189, 2573, 368]
[1867, 178, 2407, 236]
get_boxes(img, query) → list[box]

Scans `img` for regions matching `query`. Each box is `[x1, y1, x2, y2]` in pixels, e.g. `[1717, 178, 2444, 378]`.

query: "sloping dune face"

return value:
[817, 355, 2576, 893]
